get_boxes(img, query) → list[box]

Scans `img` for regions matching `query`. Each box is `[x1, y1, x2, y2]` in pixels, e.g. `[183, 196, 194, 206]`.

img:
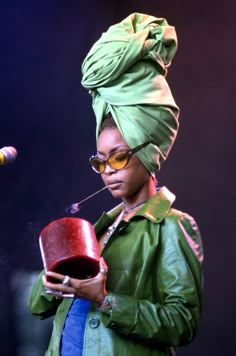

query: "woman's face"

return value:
[97, 128, 150, 200]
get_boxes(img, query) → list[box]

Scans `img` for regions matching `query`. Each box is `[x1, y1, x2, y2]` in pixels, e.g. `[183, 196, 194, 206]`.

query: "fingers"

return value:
[42, 259, 108, 302]
[42, 272, 75, 299]
[99, 257, 108, 275]
[45, 270, 66, 282]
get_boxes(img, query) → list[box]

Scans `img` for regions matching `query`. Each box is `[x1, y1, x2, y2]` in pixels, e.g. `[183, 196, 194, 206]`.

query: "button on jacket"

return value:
[29, 186, 203, 356]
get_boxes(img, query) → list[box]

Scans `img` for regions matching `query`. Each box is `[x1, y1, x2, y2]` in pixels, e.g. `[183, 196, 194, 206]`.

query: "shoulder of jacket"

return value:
[165, 208, 197, 227]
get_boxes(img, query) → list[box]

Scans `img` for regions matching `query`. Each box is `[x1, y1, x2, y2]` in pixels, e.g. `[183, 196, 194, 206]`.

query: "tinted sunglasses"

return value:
[89, 142, 150, 174]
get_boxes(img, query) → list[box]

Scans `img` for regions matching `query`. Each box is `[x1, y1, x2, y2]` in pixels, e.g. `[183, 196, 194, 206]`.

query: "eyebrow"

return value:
[97, 145, 130, 157]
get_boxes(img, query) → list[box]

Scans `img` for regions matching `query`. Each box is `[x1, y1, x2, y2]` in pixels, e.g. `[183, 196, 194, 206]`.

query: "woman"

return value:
[29, 116, 203, 356]
[29, 13, 203, 356]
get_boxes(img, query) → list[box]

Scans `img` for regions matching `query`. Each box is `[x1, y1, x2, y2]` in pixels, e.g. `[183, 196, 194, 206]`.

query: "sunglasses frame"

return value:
[89, 141, 150, 174]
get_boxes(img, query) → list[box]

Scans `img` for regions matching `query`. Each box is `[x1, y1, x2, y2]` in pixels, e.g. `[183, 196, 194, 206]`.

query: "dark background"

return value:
[1, 1, 235, 355]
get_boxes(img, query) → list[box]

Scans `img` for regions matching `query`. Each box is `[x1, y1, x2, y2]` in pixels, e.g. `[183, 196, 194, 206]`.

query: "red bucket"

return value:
[39, 217, 99, 280]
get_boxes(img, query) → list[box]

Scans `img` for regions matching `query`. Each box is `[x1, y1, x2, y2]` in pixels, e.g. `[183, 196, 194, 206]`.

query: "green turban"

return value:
[81, 13, 180, 172]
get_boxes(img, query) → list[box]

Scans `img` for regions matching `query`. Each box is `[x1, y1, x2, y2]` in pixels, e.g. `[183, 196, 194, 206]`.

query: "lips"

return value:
[106, 181, 122, 189]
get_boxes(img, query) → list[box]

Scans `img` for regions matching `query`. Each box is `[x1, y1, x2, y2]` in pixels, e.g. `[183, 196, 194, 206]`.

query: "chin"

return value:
[108, 188, 124, 199]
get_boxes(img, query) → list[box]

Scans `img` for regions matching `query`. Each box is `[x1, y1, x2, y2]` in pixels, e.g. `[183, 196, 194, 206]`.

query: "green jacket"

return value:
[28, 186, 203, 356]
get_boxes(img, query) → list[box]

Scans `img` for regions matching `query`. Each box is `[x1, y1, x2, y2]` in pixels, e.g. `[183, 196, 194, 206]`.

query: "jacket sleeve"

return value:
[28, 270, 61, 319]
[100, 212, 204, 346]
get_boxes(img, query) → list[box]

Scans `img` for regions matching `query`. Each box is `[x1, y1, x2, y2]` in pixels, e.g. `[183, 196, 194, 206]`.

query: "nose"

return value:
[103, 162, 116, 174]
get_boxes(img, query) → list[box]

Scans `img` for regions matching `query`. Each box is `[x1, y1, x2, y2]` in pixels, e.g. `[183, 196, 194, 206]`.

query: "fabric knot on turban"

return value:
[81, 13, 180, 172]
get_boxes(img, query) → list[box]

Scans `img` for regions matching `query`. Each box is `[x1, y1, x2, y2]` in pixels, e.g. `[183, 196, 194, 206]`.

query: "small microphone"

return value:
[0, 146, 18, 165]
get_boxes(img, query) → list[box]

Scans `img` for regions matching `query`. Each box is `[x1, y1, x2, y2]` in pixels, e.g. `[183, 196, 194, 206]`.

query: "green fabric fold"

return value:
[81, 13, 180, 172]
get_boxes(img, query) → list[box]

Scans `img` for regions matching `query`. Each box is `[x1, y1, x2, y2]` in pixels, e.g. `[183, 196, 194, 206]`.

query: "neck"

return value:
[123, 200, 147, 215]
[122, 176, 157, 215]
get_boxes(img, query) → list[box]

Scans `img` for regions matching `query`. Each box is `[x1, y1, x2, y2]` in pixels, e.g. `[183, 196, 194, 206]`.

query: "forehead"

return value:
[97, 128, 130, 152]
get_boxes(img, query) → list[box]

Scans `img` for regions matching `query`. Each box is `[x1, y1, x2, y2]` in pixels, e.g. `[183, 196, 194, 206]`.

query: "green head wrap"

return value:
[81, 13, 180, 172]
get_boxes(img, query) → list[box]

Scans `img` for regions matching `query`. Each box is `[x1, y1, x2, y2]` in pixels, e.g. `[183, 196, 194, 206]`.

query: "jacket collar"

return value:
[94, 186, 175, 235]
[139, 186, 175, 223]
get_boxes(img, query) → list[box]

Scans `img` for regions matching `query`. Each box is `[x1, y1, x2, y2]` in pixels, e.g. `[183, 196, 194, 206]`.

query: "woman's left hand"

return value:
[42, 257, 108, 305]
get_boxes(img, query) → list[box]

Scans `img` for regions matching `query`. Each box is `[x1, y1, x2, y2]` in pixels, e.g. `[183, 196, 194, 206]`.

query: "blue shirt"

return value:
[61, 298, 91, 355]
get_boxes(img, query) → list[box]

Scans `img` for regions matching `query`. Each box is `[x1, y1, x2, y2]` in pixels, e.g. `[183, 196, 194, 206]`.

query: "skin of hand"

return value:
[42, 257, 108, 305]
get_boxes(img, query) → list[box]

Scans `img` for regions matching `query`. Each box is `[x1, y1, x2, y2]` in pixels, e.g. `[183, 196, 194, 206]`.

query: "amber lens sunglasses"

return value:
[89, 142, 150, 174]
